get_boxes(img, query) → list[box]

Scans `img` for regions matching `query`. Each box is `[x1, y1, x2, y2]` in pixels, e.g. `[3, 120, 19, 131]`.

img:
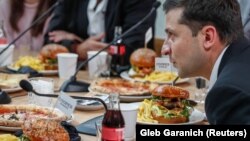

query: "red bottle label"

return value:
[0, 38, 7, 44]
[109, 45, 118, 54]
[119, 45, 125, 55]
[101, 126, 124, 141]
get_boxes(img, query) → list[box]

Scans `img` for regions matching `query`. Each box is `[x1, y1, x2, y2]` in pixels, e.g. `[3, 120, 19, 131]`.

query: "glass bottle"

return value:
[109, 26, 126, 77]
[0, 20, 7, 44]
[101, 94, 125, 141]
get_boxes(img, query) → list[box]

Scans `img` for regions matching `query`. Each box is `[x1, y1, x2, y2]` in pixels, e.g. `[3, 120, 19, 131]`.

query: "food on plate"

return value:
[0, 73, 28, 89]
[39, 44, 69, 70]
[22, 119, 70, 141]
[137, 85, 193, 124]
[12, 56, 44, 71]
[137, 99, 158, 123]
[143, 71, 178, 82]
[0, 134, 19, 141]
[0, 105, 67, 127]
[89, 78, 158, 95]
[128, 48, 157, 78]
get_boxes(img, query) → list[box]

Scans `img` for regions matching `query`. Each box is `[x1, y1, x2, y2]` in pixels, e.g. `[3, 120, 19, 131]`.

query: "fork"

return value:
[172, 76, 179, 86]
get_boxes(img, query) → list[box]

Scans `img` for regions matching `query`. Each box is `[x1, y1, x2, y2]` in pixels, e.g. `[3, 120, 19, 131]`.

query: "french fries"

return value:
[0, 134, 18, 141]
[137, 99, 158, 123]
[12, 56, 44, 71]
[143, 71, 177, 82]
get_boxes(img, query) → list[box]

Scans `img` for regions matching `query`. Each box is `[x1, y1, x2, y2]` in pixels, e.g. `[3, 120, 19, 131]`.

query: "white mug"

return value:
[120, 103, 138, 141]
[57, 53, 78, 80]
[0, 44, 14, 66]
[87, 51, 109, 79]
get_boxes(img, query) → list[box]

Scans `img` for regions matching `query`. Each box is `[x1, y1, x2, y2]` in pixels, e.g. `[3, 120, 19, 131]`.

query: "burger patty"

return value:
[153, 97, 186, 110]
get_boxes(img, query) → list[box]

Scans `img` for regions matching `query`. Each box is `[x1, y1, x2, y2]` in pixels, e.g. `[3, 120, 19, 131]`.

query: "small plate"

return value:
[120, 71, 189, 84]
[0, 126, 21, 132]
[76, 94, 109, 111]
[7, 65, 58, 76]
[88, 88, 152, 103]
[120, 95, 152, 102]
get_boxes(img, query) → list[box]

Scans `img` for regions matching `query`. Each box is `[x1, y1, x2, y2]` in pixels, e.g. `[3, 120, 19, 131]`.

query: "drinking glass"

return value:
[95, 121, 102, 141]
[195, 77, 208, 104]
[28, 77, 54, 107]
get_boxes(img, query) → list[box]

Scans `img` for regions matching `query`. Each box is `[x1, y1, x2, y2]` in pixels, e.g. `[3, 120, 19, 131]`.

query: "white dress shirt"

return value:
[87, 0, 108, 36]
[208, 46, 229, 90]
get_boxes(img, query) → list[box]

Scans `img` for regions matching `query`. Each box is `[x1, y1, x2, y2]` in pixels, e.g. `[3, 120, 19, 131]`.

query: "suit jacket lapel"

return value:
[105, 0, 121, 42]
[218, 37, 250, 76]
[80, 0, 89, 38]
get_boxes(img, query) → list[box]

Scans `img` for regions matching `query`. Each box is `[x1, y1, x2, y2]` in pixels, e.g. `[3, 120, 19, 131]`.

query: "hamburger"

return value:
[39, 44, 69, 70]
[150, 85, 193, 124]
[128, 48, 157, 78]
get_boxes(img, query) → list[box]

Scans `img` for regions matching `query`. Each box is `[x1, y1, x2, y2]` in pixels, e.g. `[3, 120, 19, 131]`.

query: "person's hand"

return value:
[49, 30, 83, 43]
[76, 33, 108, 60]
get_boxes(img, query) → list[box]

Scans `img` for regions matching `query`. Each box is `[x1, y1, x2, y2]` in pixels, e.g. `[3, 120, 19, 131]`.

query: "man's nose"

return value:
[161, 42, 171, 55]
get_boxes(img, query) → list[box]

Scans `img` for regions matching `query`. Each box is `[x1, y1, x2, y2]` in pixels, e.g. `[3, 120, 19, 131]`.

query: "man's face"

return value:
[163, 8, 205, 78]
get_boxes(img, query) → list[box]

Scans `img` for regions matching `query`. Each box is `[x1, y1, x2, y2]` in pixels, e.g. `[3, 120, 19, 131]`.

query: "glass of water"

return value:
[195, 77, 208, 104]
[28, 77, 54, 107]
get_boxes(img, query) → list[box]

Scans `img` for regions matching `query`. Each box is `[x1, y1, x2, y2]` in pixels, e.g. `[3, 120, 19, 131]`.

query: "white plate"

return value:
[137, 109, 204, 125]
[0, 117, 74, 132]
[120, 71, 189, 84]
[0, 107, 73, 132]
[0, 116, 74, 132]
[7, 65, 58, 76]
[120, 95, 152, 102]
[88, 88, 151, 103]
[2, 87, 22, 93]
[76, 101, 104, 111]
[0, 126, 21, 132]
[76, 94, 109, 111]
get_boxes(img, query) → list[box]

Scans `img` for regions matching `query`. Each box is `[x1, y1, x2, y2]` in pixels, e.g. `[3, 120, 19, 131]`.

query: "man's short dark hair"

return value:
[163, 0, 243, 44]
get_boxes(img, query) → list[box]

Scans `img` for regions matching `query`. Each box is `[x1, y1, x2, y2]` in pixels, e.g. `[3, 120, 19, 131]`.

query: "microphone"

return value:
[0, 89, 11, 104]
[60, 1, 161, 92]
[0, 0, 61, 57]
[19, 79, 107, 111]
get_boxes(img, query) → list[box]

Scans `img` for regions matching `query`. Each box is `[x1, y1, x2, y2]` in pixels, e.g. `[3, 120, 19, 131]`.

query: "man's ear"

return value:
[201, 25, 217, 50]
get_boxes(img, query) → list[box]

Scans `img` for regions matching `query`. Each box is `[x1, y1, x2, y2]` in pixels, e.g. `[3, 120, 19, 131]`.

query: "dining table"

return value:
[0, 70, 208, 141]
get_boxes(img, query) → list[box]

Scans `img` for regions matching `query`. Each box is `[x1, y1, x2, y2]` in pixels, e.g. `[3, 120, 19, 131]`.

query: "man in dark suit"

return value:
[44, 0, 156, 66]
[162, 0, 250, 124]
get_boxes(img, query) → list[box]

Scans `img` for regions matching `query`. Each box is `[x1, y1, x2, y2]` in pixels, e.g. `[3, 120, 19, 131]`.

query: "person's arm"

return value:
[48, 30, 83, 43]
[75, 33, 108, 60]
[43, 0, 73, 47]
[0, 0, 15, 44]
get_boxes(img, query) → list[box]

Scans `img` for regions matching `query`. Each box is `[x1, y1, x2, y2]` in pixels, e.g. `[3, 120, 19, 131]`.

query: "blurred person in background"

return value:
[0, 0, 57, 59]
[238, 0, 250, 40]
[162, 0, 250, 124]
[44, 0, 156, 65]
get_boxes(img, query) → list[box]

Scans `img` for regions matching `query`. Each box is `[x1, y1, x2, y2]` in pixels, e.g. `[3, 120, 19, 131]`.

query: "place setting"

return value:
[136, 84, 204, 125]
[5, 44, 70, 76]
[0, 73, 28, 93]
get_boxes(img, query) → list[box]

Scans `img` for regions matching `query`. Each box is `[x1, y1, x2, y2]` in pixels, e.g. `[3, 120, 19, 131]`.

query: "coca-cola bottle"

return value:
[0, 20, 7, 44]
[101, 94, 125, 141]
[109, 26, 127, 77]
